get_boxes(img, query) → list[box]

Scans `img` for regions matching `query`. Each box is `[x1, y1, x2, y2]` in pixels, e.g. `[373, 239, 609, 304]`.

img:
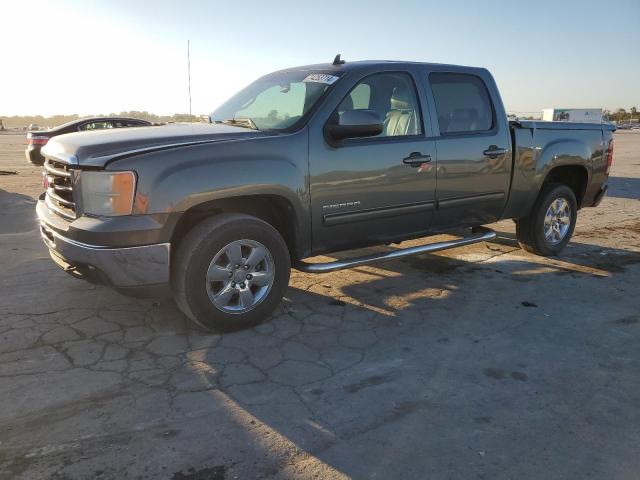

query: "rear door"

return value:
[308, 68, 438, 254]
[422, 69, 512, 228]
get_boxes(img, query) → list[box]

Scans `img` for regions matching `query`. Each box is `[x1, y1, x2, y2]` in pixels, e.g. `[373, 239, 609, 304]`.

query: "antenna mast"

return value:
[187, 40, 192, 121]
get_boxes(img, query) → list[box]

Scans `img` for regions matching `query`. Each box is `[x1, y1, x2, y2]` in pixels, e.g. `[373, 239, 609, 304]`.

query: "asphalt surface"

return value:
[1, 131, 639, 480]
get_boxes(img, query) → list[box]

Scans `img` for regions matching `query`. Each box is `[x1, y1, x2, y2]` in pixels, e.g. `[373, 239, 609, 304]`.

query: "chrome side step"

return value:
[294, 227, 496, 273]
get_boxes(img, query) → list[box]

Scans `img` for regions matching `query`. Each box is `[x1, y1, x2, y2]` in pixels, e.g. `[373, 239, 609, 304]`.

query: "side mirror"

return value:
[325, 110, 383, 142]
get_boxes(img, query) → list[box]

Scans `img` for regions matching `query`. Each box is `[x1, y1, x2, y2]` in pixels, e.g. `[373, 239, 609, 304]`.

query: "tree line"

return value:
[2, 107, 638, 129]
[0, 111, 204, 129]
[603, 107, 638, 123]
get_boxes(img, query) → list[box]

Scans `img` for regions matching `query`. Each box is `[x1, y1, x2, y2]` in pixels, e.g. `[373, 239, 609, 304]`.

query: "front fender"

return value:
[145, 155, 304, 213]
[108, 132, 311, 254]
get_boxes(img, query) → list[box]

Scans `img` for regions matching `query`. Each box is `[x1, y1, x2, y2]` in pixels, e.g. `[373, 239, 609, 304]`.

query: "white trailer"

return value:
[542, 108, 603, 123]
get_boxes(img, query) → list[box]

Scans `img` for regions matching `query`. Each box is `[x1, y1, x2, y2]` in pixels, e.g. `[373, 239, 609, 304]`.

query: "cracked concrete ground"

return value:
[1, 132, 639, 480]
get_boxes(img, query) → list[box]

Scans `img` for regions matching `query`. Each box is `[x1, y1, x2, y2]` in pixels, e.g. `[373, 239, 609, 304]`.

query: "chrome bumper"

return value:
[39, 222, 170, 288]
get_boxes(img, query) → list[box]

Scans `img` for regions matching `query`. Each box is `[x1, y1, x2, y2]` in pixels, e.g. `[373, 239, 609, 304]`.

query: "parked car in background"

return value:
[25, 117, 153, 165]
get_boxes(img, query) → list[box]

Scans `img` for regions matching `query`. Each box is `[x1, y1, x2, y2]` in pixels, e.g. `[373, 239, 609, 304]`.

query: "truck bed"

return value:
[502, 120, 614, 219]
[511, 120, 616, 131]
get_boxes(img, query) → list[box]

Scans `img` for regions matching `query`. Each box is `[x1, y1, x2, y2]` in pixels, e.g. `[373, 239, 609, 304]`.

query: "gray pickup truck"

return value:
[37, 57, 614, 331]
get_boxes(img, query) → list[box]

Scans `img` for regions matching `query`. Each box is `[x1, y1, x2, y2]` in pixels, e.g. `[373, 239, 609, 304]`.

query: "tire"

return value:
[172, 213, 291, 332]
[516, 183, 577, 256]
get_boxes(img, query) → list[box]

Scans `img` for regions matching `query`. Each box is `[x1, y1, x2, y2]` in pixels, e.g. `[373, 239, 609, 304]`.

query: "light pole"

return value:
[187, 40, 192, 122]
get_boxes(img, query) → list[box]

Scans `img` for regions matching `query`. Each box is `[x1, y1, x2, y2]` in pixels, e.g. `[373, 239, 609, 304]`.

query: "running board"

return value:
[294, 227, 496, 273]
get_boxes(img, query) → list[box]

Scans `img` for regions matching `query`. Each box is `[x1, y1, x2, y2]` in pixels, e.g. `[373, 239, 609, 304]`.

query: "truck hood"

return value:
[41, 123, 268, 167]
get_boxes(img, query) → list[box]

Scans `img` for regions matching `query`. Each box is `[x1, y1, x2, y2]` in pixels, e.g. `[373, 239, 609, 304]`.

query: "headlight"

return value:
[80, 171, 136, 216]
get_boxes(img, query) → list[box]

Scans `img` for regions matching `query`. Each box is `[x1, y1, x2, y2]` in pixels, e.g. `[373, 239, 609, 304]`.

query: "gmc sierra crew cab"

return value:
[37, 57, 614, 331]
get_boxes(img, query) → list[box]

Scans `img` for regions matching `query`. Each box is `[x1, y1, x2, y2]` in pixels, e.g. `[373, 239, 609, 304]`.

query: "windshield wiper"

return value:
[217, 118, 258, 130]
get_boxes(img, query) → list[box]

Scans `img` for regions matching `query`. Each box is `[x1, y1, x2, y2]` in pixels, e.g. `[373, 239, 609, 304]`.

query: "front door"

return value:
[309, 71, 437, 254]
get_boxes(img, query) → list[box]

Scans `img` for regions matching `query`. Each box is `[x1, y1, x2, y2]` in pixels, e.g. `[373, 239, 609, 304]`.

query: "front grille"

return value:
[44, 158, 76, 219]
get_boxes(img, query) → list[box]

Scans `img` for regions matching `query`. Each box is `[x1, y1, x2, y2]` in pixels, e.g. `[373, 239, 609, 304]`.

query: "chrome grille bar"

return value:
[44, 157, 77, 219]
[44, 162, 71, 177]
[46, 188, 74, 207]
[45, 194, 76, 220]
[51, 183, 72, 192]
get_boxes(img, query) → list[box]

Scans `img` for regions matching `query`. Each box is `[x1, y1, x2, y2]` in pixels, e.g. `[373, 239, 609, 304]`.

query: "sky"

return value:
[1, 0, 638, 117]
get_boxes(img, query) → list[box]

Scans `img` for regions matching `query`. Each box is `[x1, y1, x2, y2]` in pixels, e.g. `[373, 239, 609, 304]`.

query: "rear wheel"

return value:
[172, 213, 291, 332]
[516, 183, 577, 256]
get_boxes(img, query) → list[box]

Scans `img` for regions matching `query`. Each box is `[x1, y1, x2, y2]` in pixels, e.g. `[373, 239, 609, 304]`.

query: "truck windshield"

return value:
[211, 71, 341, 131]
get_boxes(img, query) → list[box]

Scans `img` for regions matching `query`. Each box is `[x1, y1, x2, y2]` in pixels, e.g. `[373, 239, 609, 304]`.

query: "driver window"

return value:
[349, 83, 371, 110]
[336, 72, 422, 137]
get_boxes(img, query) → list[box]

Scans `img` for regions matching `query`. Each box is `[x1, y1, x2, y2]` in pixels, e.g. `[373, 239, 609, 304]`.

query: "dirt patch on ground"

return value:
[399, 253, 466, 274]
[577, 250, 640, 274]
[172, 466, 226, 480]
[577, 220, 640, 241]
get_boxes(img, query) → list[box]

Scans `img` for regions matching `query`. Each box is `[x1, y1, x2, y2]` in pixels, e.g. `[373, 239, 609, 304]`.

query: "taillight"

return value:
[27, 134, 49, 146]
[605, 139, 614, 174]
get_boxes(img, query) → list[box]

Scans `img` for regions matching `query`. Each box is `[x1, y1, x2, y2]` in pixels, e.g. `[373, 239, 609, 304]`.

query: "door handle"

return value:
[403, 152, 432, 166]
[483, 146, 507, 158]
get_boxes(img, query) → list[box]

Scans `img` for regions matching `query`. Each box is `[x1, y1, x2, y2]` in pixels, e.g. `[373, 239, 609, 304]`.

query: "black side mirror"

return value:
[325, 110, 383, 142]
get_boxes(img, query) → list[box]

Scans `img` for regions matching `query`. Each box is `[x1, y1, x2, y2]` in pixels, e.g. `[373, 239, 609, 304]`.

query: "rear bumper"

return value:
[25, 145, 45, 165]
[37, 200, 171, 297]
[590, 184, 608, 207]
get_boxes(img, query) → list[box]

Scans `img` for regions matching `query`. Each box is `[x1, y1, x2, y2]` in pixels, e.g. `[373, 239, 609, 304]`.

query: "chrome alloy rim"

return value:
[205, 239, 275, 314]
[544, 197, 571, 245]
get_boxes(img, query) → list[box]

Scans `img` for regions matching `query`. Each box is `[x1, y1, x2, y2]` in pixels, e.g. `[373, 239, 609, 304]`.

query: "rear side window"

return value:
[113, 120, 145, 128]
[79, 121, 113, 131]
[430, 73, 494, 134]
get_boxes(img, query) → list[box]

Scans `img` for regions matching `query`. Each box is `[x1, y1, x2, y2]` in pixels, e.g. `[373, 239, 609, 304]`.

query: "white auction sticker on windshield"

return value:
[303, 73, 339, 85]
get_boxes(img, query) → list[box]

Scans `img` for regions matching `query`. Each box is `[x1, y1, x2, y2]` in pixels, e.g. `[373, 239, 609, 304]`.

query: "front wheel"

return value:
[516, 183, 577, 256]
[172, 213, 291, 332]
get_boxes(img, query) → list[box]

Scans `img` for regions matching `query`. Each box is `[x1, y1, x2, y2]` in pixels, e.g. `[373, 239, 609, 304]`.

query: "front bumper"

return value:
[37, 200, 171, 296]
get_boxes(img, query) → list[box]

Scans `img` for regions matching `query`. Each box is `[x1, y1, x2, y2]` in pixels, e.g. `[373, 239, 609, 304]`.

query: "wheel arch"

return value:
[536, 138, 592, 208]
[540, 164, 589, 208]
[170, 193, 306, 261]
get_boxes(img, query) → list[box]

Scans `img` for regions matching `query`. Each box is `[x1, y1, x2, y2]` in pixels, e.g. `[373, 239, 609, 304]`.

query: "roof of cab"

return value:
[275, 59, 486, 74]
